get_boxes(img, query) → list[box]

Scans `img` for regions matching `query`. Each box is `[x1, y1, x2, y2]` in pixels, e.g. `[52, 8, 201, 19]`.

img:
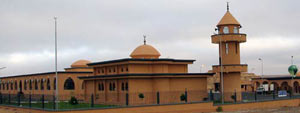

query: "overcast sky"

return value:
[0, 0, 300, 76]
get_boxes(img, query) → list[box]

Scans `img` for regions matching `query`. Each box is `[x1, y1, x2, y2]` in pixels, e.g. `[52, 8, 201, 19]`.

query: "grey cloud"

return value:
[0, 0, 299, 76]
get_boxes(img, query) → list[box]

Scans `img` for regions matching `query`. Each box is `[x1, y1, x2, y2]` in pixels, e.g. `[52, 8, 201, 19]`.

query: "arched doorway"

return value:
[255, 82, 260, 89]
[271, 82, 279, 92]
[294, 81, 300, 93]
[263, 81, 269, 92]
[64, 77, 75, 90]
[281, 81, 290, 91]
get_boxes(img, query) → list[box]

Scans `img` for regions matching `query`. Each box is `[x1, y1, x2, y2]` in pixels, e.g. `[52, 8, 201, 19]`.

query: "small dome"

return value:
[130, 44, 161, 59]
[217, 11, 240, 26]
[71, 60, 91, 68]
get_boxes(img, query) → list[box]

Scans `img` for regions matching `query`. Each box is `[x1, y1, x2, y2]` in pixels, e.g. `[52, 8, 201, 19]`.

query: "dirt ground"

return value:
[1, 106, 300, 113]
[210, 106, 300, 113]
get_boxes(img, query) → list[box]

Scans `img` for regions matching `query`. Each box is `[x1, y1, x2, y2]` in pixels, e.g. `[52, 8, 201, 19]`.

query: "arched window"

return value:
[40, 79, 44, 90]
[223, 26, 229, 34]
[234, 27, 238, 33]
[64, 77, 75, 90]
[121, 83, 125, 91]
[109, 83, 112, 91]
[29, 80, 32, 90]
[125, 82, 128, 91]
[15, 81, 17, 90]
[10, 82, 13, 90]
[6, 83, 9, 90]
[24, 80, 27, 90]
[47, 78, 50, 90]
[0, 83, 2, 90]
[19, 80, 22, 91]
[35, 80, 38, 90]
[54, 78, 56, 90]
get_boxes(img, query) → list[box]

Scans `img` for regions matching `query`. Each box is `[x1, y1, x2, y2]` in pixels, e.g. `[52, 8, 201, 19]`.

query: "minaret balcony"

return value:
[211, 33, 246, 44]
[212, 64, 247, 73]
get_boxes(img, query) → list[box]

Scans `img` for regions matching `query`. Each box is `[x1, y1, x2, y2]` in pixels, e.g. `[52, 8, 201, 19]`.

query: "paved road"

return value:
[210, 106, 300, 113]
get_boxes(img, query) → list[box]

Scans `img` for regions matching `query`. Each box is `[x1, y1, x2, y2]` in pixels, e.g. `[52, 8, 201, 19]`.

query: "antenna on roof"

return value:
[227, 2, 229, 11]
[143, 35, 146, 45]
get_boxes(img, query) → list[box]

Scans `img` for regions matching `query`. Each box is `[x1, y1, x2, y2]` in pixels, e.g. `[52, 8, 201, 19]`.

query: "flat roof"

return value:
[0, 71, 93, 79]
[87, 58, 195, 66]
[78, 73, 214, 80]
[252, 75, 300, 80]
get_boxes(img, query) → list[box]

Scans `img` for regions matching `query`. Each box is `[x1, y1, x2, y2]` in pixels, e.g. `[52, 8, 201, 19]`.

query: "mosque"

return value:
[0, 5, 299, 106]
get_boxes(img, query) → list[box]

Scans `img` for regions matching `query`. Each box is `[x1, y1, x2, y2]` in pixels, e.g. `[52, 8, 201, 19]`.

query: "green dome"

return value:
[288, 65, 298, 76]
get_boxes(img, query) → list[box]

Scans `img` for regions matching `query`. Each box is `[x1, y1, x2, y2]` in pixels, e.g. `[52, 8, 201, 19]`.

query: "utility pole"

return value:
[54, 17, 58, 110]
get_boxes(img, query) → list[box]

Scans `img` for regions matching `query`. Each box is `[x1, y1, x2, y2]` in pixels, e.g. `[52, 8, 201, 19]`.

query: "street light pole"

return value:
[54, 17, 58, 110]
[258, 58, 263, 79]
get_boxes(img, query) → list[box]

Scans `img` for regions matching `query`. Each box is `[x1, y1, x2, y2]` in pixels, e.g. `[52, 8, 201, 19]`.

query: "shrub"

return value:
[69, 96, 78, 105]
[138, 93, 144, 99]
[216, 106, 223, 112]
[180, 94, 186, 101]
[231, 95, 236, 101]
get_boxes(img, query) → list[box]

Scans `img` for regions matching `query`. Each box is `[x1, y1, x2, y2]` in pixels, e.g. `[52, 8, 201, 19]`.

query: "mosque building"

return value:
[1, 5, 299, 106]
[78, 41, 213, 105]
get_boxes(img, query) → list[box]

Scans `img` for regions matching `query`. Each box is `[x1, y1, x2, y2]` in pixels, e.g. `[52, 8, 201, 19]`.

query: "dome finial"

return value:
[143, 35, 146, 45]
[227, 2, 229, 11]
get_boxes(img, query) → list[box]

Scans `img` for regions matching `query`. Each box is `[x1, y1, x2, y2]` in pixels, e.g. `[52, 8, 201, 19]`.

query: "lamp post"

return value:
[54, 17, 58, 110]
[258, 58, 263, 80]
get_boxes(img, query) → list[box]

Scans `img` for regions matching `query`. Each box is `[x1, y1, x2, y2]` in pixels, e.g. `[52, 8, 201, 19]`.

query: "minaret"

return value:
[211, 4, 247, 102]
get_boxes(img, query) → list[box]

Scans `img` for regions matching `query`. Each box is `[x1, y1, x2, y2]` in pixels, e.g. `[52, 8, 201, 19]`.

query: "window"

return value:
[125, 82, 128, 91]
[35, 80, 38, 90]
[19, 80, 22, 91]
[225, 43, 229, 54]
[29, 80, 32, 90]
[126, 67, 129, 72]
[101, 83, 104, 91]
[10, 82, 13, 90]
[113, 68, 116, 72]
[24, 80, 27, 90]
[223, 26, 229, 34]
[47, 78, 50, 90]
[15, 81, 17, 90]
[109, 82, 115, 91]
[121, 68, 123, 72]
[98, 83, 104, 91]
[6, 83, 9, 90]
[40, 79, 44, 90]
[112, 83, 116, 91]
[234, 27, 238, 33]
[102, 69, 104, 73]
[64, 77, 75, 90]
[121, 83, 125, 91]
[0, 83, 1, 90]
[109, 83, 112, 91]
[54, 78, 56, 90]
[109, 69, 111, 73]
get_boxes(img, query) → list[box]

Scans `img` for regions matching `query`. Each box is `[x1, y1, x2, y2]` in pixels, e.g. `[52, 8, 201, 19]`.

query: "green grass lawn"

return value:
[2, 101, 116, 110]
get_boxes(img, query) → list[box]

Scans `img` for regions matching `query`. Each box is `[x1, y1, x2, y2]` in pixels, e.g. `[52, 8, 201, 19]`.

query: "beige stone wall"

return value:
[0, 72, 92, 101]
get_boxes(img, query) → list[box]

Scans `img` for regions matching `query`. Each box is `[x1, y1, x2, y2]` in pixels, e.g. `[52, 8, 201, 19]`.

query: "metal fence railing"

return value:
[0, 90, 299, 110]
